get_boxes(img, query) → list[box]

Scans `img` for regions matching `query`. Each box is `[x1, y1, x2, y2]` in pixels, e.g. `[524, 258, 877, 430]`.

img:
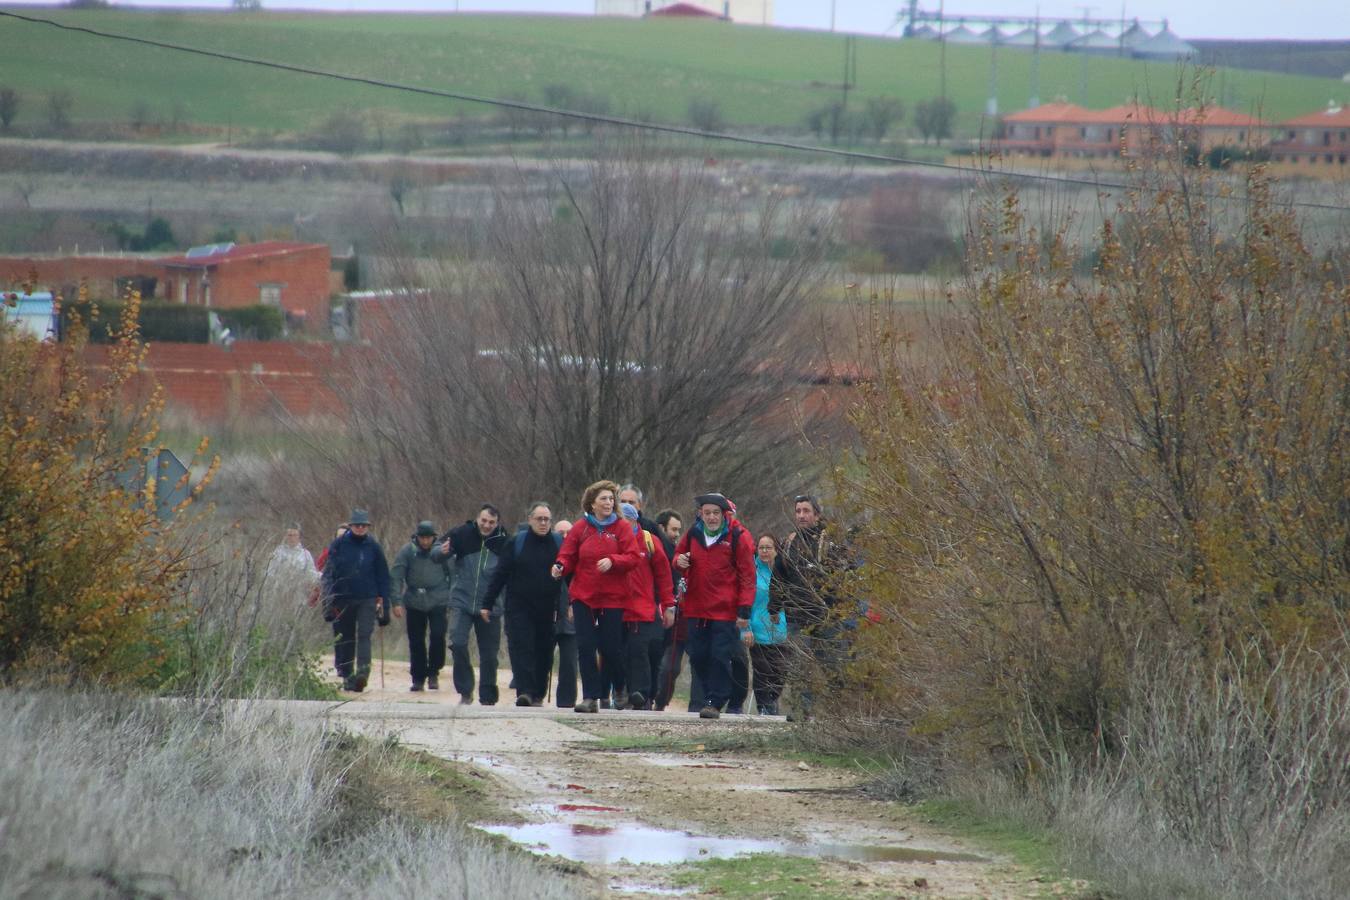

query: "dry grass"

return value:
[0, 691, 574, 899]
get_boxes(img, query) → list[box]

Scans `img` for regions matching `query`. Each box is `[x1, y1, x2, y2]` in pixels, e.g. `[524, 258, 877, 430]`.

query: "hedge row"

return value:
[62, 301, 284, 343]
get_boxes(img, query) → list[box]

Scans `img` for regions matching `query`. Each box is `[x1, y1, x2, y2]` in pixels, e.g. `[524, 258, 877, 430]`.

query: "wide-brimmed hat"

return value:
[693, 492, 731, 512]
[349, 508, 372, 526]
[415, 520, 436, 537]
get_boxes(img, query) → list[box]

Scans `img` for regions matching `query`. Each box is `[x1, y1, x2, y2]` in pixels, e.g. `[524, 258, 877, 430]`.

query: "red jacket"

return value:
[555, 516, 642, 609]
[624, 527, 676, 623]
[674, 522, 756, 622]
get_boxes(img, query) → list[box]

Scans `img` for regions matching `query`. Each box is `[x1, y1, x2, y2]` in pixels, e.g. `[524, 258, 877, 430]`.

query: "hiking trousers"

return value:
[750, 641, 789, 714]
[449, 607, 501, 704]
[332, 597, 377, 679]
[504, 598, 556, 702]
[573, 601, 626, 701]
[623, 619, 666, 703]
[554, 632, 578, 708]
[686, 617, 740, 711]
[404, 605, 447, 682]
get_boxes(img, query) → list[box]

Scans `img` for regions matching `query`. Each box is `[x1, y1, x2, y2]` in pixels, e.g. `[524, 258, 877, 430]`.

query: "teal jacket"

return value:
[747, 557, 788, 645]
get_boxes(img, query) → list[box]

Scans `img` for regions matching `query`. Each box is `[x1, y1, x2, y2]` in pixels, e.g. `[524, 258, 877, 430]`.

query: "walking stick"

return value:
[379, 615, 386, 690]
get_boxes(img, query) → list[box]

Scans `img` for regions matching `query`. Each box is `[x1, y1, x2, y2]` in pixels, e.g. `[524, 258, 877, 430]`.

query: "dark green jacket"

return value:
[390, 539, 452, 612]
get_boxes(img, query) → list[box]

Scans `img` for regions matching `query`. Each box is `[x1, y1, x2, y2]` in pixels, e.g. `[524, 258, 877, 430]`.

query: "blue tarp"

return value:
[2, 291, 58, 340]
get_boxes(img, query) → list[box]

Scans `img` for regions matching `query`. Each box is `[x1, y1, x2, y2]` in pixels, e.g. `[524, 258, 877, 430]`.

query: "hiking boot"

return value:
[427, 674, 439, 690]
[698, 705, 720, 719]
[574, 698, 599, 713]
[350, 674, 367, 692]
[515, 695, 534, 707]
[627, 691, 646, 710]
[530, 697, 545, 707]
[613, 690, 628, 709]
[410, 680, 425, 692]
[459, 694, 473, 705]
[599, 698, 614, 710]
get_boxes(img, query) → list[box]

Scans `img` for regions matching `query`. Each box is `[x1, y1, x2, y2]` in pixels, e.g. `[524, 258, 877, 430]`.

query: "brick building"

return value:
[1269, 102, 1350, 171]
[0, 253, 165, 301]
[999, 102, 1269, 160]
[158, 242, 333, 330]
[0, 241, 334, 331]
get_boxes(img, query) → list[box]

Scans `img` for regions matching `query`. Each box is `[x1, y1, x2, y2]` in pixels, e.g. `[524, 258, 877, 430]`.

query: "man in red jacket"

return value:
[673, 492, 756, 719]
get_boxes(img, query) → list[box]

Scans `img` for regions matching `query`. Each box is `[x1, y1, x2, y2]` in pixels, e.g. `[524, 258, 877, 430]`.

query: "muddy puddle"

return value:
[478, 816, 987, 866]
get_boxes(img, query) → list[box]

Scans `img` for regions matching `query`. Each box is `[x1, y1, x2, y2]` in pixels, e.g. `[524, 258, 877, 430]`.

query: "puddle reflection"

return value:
[478, 821, 987, 866]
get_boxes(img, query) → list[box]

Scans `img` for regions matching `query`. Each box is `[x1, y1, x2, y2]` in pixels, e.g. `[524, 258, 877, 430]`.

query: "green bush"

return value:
[217, 304, 284, 340]
[64, 300, 208, 343]
[63, 301, 284, 342]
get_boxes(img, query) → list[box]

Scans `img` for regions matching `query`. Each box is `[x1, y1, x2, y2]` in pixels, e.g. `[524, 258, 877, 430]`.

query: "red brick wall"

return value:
[164, 245, 332, 329]
[0, 255, 166, 299]
[82, 340, 367, 424]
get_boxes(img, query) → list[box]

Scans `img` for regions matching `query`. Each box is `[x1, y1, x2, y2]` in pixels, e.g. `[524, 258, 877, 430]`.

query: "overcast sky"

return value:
[3, 1, 1346, 41]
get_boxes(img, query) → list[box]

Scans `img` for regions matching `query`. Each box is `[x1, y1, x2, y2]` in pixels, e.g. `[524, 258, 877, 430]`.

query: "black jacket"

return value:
[768, 523, 849, 630]
[482, 526, 563, 612]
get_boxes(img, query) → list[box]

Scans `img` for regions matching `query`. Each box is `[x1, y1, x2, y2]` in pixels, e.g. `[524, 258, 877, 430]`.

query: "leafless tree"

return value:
[265, 144, 835, 528]
[0, 87, 18, 131]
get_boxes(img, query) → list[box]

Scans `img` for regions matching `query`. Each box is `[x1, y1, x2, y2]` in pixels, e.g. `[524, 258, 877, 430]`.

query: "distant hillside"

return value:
[1193, 40, 1350, 82]
[0, 8, 1344, 142]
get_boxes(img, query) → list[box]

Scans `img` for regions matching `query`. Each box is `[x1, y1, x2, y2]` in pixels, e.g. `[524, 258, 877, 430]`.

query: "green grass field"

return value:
[0, 7, 1343, 140]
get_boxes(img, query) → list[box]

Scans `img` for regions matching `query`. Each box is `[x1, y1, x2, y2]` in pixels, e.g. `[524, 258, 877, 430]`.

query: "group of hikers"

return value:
[272, 480, 855, 719]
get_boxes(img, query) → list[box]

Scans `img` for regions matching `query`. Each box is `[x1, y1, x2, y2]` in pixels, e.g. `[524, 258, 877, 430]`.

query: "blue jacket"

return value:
[322, 532, 391, 605]
[747, 558, 788, 645]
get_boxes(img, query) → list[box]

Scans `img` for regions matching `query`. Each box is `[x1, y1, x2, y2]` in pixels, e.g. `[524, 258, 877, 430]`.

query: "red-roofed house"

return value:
[998, 103, 1270, 160]
[1269, 103, 1350, 170]
[159, 241, 332, 328]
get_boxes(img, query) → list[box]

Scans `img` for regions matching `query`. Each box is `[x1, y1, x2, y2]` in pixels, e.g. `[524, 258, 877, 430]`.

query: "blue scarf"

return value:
[585, 512, 618, 530]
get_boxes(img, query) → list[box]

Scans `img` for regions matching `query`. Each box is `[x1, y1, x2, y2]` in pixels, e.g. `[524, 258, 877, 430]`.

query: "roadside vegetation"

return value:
[0, 692, 571, 899]
[829, 134, 1350, 898]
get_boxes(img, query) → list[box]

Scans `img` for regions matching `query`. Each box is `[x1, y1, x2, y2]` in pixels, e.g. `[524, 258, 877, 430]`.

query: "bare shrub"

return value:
[45, 89, 73, 132]
[836, 131, 1350, 893]
[844, 178, 961, 272]
[687, 97, 724, 134]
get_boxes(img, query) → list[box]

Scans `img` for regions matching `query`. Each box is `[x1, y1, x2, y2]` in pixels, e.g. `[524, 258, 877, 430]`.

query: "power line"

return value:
[1, 9, 1348, 214]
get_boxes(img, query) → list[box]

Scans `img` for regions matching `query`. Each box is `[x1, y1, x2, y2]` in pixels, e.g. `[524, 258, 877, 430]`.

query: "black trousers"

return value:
[554, 632, 578, 708]
[332, 597, 376, 679]
[655, 633, 705, 711]
[449, 608, 502, 704]
[404, 605, 447, 682]
[624, 619, 666, 701]
[729, 639, 750, 713]
[505, 599, 556, 701]
[686, 617, 740, 710]
[573, 602, 626, 701]
[750, 642, 789, 713]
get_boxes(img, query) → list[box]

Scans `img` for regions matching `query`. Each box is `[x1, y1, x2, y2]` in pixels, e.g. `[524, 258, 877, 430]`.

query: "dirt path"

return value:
[267, 661, 1049, 898]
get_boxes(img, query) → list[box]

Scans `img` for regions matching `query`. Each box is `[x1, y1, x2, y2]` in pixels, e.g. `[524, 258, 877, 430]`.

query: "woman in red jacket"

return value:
[552, 480, 642, 713]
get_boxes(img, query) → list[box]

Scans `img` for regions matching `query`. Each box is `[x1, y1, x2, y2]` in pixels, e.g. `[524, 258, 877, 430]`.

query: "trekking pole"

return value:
[379, 617, 386, 690]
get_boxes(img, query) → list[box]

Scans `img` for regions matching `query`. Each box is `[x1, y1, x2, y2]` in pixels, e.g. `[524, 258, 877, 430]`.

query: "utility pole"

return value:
[1029, 10, 1041, 108]
[830, 0, 836, 32]
[1076, 5, 1095, 105]
[842, 35, 857, 110]
[938, 0, 947, 104]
